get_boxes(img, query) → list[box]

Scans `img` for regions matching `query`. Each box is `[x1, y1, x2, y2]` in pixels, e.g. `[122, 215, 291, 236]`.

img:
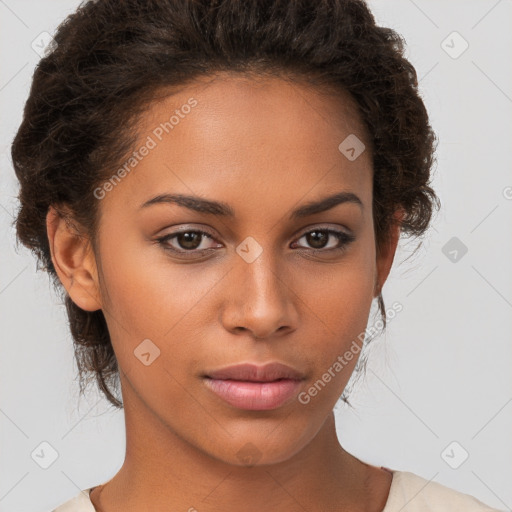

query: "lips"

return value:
[202, 362, 306, 410]
[204, 362, 305, 382]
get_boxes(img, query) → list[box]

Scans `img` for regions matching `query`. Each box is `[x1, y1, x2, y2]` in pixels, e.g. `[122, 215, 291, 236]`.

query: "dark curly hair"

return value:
[11, 0, 439, 409]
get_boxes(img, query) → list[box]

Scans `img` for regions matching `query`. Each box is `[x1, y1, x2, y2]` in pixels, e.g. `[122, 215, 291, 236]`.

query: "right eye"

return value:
[156, 229, 222, 256]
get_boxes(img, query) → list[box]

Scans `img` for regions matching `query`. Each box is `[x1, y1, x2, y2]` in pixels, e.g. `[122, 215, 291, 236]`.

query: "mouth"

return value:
[202, 376, 303, 410]
[202, 362, 306, 410]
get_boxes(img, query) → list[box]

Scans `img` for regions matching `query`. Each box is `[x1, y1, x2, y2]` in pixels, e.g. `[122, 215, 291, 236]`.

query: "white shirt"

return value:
[51, 469, 504, 511]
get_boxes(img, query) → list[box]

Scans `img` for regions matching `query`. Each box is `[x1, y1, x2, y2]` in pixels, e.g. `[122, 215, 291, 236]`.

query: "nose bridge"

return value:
[223, 235, 298, 337]
[240, 244, 282, 299]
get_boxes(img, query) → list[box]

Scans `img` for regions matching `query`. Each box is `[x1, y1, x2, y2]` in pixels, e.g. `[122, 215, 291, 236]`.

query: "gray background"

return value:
[1, 1, 511, 511]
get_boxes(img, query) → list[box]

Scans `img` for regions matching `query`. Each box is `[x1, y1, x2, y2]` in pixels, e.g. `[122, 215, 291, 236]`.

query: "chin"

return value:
[202, 425, 315, 468]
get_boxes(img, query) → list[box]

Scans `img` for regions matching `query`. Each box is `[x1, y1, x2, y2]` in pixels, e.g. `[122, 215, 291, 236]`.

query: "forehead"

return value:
[142, 71, 370, 156]
[100, 72, 373, 221]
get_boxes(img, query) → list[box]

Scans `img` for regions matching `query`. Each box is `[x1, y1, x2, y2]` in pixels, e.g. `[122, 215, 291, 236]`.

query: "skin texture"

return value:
[46, 72, 402, 512]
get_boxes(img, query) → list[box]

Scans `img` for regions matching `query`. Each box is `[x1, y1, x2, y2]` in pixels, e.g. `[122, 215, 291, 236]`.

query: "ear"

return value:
[374, 208, 405, 297]
[46, 205, 102, 311]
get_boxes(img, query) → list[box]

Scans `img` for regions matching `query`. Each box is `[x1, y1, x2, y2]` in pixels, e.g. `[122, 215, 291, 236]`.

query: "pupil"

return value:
[179, 232, 201, 249]
[308, 231, 327, 249]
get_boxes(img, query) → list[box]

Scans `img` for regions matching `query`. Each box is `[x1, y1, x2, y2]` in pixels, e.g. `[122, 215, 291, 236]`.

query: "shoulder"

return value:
[48, 472, 505, 512]
[50, 488, 96, 512]
[383, 470, 504, 512]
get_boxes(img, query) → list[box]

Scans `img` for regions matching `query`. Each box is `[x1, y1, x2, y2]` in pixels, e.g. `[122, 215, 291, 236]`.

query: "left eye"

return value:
[156, 227, 355, 257]
[293, 229, 355, 252]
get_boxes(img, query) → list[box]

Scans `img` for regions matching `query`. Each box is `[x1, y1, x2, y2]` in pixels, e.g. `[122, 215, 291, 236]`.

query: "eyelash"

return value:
[155, 226, 356, 259]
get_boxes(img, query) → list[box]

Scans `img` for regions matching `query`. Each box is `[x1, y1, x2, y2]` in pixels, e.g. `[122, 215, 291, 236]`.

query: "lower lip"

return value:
[203, 377, 302, 410]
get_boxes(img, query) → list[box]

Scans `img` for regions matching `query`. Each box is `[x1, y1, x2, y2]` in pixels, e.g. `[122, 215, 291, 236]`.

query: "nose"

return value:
[220, 251, 299, 340]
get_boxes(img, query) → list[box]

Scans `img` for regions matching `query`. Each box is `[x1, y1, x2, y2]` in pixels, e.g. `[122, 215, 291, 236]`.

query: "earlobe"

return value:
[46, 205, 102, 312]
[374, 208, 405, 297]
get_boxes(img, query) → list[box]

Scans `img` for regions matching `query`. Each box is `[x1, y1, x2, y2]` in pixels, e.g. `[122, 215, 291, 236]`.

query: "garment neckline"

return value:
[86, 467, 398, 512]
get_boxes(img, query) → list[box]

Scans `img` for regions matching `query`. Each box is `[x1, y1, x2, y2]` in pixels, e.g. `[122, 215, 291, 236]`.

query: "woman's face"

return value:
[79, 73, 398, 465]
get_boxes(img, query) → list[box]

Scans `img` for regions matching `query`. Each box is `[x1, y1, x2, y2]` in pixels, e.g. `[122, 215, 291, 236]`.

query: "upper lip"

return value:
[204, 363, 305, 382]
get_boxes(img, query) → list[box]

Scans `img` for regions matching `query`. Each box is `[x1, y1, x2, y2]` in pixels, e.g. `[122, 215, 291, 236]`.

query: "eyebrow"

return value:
[139, 191, 363, 220]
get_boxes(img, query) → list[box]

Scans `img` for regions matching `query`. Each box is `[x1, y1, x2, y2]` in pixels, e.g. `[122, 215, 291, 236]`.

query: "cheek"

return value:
[292, 239, 376, 371]
[95, 228, 238, 409]
[96, 231, 213, 406]
[97, 225, 220, 341]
